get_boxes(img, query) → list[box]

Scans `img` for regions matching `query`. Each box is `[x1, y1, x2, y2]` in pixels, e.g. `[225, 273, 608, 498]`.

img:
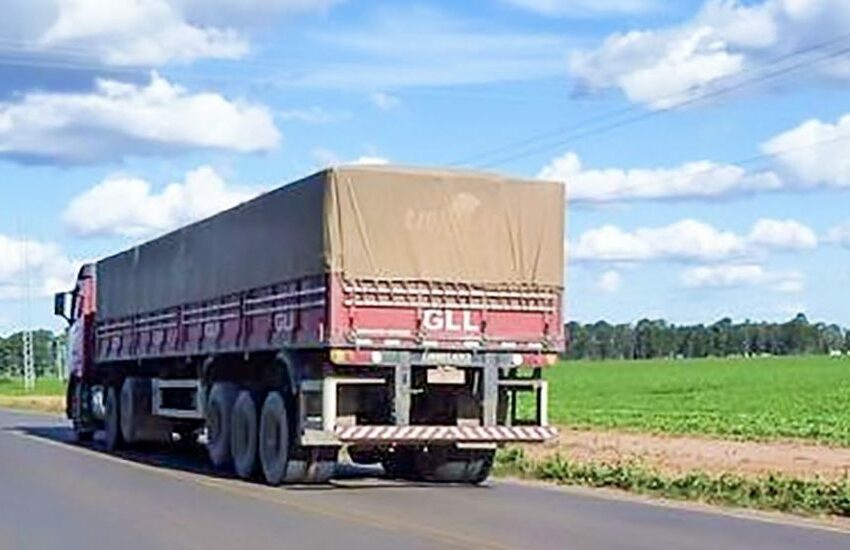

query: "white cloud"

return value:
[681, 264, 804, 293]
[0, 73, 280, 163]
[762, 114, 850, 188]
[0, 235, 79, 300]
[1, 0, 345, 67]
[370, 92, 401, 111]
[312, 148, 390, 168]
[747, 219, 817, 250]
[596, 270, 623, 292]
[348, 156, 389, 166]
[573, 220, 746, 262]
[573, 218, 817, 262]
[569, 0, 850, 108]
[40, 0, 247, 66]
[501, 0, 659, 17]
[63, 166, 264, 238]
[539, 151, 780, 202]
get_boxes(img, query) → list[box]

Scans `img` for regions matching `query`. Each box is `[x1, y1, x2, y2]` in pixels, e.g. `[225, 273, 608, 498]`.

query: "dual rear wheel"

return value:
[381, 446, 494, 484]
[205, 383, 335, 485]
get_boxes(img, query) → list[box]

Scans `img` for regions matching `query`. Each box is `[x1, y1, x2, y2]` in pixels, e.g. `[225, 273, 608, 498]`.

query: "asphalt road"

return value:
[0, 408, 848, 550]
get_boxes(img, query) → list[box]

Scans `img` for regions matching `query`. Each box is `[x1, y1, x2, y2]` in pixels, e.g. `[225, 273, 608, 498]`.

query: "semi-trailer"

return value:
[55, 165, 565, 484]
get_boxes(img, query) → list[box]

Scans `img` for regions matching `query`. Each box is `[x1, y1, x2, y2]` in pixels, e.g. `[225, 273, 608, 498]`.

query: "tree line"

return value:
[0, 330, 63, 378]
[565, 314, 850, 361]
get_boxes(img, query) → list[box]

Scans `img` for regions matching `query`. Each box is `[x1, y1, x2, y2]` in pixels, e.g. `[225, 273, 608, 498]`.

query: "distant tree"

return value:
[564, 315, 848, 361]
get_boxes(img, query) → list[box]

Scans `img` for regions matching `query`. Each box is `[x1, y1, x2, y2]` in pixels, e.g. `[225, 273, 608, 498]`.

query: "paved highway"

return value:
[0, 408, 847, 550]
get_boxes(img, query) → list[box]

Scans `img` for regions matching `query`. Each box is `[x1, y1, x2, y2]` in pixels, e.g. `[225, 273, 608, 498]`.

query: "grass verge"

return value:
[494, 448, 850, 517]
[0, 377, 66, 397]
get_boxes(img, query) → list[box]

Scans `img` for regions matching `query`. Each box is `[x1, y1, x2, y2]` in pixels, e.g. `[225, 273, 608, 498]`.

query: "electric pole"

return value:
[19, 227, 35, 391]
[22, 330, 34, 390]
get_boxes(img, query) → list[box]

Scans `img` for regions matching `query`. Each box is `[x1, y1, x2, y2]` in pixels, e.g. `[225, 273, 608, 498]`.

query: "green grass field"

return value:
[544, 356, 850, 445]
[0, 377, 66, 397]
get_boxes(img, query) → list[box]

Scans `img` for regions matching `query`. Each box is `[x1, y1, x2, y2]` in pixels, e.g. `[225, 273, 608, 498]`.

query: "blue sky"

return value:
[1, 0, 850, 334]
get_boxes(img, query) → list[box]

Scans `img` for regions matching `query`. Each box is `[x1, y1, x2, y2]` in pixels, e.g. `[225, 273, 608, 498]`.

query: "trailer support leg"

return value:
[394, 356, 411, 426]
[482, 362, 499, 427]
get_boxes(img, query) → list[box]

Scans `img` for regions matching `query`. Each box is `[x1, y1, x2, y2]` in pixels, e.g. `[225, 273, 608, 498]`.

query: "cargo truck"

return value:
[55, 166, 565, 485]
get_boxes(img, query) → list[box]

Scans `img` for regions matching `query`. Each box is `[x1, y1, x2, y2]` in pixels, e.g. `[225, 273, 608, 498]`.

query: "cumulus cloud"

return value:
[0, 235, 79, 300]
[762, 114, 850, 188]
[0, 73, 280, 163]
[539, 151, 781, 202]
[573, 220, 746, 262]
[747, 219, 817, 250]
[573, 218, 817, 262]
[540, 111, 850, 203]
[681, 264, 804, 293]
[596, 270, 623, 292]
[500, 0, 659, 17]
[39, 0, 247, 66]
[569, 0, 850, 108]
[63, 166, 265, 238]
[1, 0, 345, 67]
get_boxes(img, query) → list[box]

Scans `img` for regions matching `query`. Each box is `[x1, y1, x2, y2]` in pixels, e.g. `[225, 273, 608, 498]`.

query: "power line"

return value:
[449, 32, 850, 169]
[473, 43, 850, 170]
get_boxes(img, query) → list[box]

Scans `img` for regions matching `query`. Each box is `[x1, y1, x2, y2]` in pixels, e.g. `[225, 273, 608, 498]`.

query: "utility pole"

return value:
[22, 330, 35, 390]
[19, 225, 35, 391]
[54, 338, 67, 381]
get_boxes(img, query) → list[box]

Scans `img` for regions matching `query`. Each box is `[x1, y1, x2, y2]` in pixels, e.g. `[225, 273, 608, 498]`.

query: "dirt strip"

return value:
[523, 428, 850, 481]
[0, 396, 64, 414]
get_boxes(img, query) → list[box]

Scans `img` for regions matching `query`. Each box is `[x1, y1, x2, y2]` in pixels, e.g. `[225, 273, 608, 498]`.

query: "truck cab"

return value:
[54, 263, 98, 438]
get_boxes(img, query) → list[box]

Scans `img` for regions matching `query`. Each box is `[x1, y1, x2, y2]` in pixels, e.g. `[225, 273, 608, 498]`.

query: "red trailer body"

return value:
[95, 274, 563, 364]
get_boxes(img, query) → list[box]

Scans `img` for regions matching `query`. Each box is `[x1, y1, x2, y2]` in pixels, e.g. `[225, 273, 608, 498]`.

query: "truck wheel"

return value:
[381, 447, 419, 480]
[299, 454, 336, 484]
[206, 382, 238, 468]
[258, 391, 290, 486]
[104, 385, 124, 452]
[416, 447, 495, 484]
[231, 390, 259, 480]
[70, 381, 94, 442]
[120, 378, 140, 445]
[348, 446, 382, 465]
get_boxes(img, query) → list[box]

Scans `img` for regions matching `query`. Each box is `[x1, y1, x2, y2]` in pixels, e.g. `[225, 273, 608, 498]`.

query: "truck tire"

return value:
[348, 446, 382, 465]
[120, 378, 138, 445]
[104, 385, 123, 452]
[69, 381, 94, 442]
[286, 448, 337, 484]
[206, 382, 238, 468]
[381, 447, 419, 480]
[258, 391, 290, 486]
[121, 378, 173, 445]
[231, 390, 259, 480]
[415, 447, 495, 484]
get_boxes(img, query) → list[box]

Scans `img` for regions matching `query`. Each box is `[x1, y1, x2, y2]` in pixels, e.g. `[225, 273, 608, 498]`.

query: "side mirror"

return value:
[54, 292, 71, 323]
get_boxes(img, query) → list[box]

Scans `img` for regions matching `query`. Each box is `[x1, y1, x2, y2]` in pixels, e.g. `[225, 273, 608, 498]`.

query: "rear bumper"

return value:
[335, 425, 557, 443]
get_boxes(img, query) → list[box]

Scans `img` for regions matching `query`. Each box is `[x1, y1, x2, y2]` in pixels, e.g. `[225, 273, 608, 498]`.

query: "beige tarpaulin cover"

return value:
[325, 166, 564, 286]
[98, 166, 565, 319]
